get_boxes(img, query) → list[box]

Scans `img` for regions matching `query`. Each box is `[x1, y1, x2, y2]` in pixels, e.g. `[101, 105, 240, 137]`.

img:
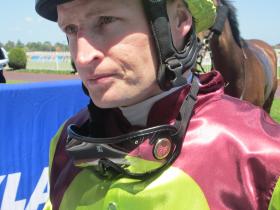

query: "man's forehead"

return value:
[58, 0, 134, 12]
[57, 0, 134, 24]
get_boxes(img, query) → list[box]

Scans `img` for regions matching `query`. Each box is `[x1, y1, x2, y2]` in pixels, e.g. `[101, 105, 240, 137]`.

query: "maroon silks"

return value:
[49, 70, 280, 209]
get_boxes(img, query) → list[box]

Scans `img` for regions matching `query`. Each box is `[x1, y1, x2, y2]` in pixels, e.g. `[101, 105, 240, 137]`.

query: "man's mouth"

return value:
[87, 73, 117, 86]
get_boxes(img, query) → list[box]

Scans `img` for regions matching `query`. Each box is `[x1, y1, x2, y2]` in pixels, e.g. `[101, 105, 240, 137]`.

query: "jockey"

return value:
[35, 0, 280, 209]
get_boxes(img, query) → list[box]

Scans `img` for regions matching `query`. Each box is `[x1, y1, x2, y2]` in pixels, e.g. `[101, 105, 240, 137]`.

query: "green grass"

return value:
[27, 60, 73, 71]
[271, 99, 280, 123]
[6, 80, 28, 84]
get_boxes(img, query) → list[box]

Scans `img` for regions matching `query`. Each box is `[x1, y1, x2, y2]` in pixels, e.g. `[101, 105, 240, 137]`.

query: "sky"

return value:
[0, 0, 279, 45]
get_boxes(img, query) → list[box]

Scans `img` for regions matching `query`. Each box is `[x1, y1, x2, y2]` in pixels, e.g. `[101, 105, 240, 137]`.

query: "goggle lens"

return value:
[66, 124, 179, 178]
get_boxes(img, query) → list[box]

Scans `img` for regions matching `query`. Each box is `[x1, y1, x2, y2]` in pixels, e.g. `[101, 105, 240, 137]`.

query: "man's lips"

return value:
[87, 73, 117, 84]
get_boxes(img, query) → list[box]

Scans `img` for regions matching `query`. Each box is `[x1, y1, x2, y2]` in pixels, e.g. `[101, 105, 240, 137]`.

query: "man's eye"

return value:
[64, 24, 78, 35]
[98, 16, 116, 26]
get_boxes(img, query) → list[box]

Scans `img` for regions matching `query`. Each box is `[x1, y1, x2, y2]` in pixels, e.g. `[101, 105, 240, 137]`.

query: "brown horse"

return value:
[199, 0, 278, 113]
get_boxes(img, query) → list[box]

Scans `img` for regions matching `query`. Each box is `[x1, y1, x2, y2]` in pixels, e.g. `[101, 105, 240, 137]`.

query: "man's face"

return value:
[57, 0, 161, 108]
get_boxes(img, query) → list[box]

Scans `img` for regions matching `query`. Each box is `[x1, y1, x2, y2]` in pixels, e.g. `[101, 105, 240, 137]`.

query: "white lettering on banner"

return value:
[0, 167, 49, 210]
[1, 172, 26, 210]
[25, 167, 49, 210]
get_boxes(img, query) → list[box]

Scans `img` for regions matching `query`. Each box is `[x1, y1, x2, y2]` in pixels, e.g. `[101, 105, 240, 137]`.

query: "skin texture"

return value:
[57, 0, 192, 108]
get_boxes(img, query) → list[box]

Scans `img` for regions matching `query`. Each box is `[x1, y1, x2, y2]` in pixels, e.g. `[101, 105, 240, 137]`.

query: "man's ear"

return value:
[168, 1, 193, 49]
[175, 3, 192, 38]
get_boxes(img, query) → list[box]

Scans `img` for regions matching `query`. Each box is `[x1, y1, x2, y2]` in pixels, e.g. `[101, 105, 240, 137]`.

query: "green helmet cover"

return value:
[187, 0, 216, 32]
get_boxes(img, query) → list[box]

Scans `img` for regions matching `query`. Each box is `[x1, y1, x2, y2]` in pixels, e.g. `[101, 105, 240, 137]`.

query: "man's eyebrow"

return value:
[57, 1, 119, 28]
[84, 6, 115, 19]
[84, 10, 102, 19]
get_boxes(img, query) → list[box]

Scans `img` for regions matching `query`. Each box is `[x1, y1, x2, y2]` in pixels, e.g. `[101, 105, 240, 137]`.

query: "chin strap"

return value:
[143, 0, 202, 91]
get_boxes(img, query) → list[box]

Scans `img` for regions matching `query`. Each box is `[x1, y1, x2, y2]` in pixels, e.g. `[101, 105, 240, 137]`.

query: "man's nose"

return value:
[75, 35, 104, 66]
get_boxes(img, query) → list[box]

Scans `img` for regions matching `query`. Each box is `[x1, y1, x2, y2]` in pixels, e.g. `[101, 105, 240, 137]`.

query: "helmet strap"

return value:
[142, 0, 202, 90]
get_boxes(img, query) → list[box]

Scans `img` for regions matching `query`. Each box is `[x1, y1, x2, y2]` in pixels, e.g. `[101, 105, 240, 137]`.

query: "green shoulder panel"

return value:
[269, 177, 280, 210]
[59, 167, 209, 210]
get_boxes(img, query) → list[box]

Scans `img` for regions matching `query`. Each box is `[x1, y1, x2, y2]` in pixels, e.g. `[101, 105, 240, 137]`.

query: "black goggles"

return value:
[66, 76, 199, 179]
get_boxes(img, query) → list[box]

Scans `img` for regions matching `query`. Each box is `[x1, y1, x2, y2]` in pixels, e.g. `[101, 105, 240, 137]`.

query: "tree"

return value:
[274, 44, 280, 49]
[54, 42, 69, 51]
[16, 40, 25, 48]
[4, 41, 15, 51]
[26, 42, 39, 51]
[2, 40, 69, 52]
[42, 41, 55, 51]
[8, 48, 27, 70]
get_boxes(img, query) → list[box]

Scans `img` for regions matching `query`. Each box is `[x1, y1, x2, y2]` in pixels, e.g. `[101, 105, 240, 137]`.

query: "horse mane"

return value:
[220, 0, 243, 47]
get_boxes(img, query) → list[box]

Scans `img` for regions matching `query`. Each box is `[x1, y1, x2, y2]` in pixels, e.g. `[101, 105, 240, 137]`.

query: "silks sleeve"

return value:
[43, 123, 66, 210]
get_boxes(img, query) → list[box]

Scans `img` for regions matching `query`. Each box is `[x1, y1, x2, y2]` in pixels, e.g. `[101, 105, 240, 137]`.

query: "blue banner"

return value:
[0, 80, 89, 210]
